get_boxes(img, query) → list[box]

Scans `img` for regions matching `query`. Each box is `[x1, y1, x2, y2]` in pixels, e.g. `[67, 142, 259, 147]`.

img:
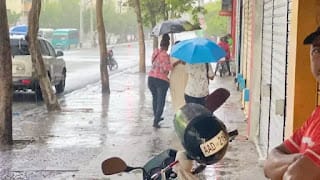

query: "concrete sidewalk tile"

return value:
[0, 69, 266, 179]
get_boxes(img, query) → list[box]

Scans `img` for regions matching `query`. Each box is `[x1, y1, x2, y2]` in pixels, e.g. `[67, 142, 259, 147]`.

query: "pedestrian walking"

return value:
[148, 39, 172, 128]
[264, 26, 320, 179]
[215, 36, 231, 76]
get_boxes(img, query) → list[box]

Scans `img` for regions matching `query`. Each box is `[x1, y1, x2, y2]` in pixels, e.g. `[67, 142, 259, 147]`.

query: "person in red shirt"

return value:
[264, 26, 320, 179]
[148, 38, 172, 128]
[215, 36, 231, 76]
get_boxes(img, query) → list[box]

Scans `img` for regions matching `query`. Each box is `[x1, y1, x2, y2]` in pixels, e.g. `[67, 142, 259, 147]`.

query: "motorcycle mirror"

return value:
[101, 157, 128, 175]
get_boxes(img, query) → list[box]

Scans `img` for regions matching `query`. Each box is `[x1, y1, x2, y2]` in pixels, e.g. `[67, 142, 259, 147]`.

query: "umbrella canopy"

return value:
[10, 25, 28, 35]
[151, 19, 201, 36]
[170, 37, 226, 64]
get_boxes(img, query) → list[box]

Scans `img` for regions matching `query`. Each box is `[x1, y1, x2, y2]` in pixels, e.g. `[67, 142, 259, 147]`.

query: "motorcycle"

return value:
[101, 88, 238, 179]
[102, 130, 238, 180]
[102, 149, 178, 180]
[106, 49, 118, 71]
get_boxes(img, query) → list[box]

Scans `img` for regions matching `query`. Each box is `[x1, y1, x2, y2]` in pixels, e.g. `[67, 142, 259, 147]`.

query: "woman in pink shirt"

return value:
[148, 39, 172, 128]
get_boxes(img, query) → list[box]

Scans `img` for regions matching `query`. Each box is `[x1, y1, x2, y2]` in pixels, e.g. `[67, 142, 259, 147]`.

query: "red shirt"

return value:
[218, 41, 230, 60]
[284, 107, 320, 167]
[148, 48, 172, 82]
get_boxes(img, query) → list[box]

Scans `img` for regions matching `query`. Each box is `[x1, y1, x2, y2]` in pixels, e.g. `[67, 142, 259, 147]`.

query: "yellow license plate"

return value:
[200, 131, 228, 157]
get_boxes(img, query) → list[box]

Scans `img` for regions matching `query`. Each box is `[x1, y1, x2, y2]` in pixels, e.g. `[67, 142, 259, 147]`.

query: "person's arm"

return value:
[264, 144, 302, 180]
[172, 60, 184, 68]
[207, 63, 215, 80]
[283, 155, 320, 180]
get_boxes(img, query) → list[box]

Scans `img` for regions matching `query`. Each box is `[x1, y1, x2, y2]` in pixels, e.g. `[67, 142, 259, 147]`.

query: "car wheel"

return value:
[55, 71, 66, 93]
[34, 84, 43, 101]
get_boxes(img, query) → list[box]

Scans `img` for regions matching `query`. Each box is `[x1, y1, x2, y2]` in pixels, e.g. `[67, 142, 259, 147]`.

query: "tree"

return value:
[7, 9, 21, 26]
[140, 0, 163, 49]
[102, 2, 137, 43]
[204, 1, 228, 37]
[0, 1, 13, 145]
[40, 0, 80, 29]
[133, 0, 146, 73]
[96, 0, 110, 94]
[140, 0, 202, 49]
[27, 0, 61, 111]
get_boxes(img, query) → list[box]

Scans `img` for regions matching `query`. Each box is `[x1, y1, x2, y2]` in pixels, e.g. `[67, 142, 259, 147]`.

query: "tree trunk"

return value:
[145, 1, 158, 50]
[161, 0, 168, 20]
[151, 17, 158, 50]
[133, 0, 146, 73]
[27, 0, 60, 111]
[96, 0, 110, 94]
[0, 1, 13, 145]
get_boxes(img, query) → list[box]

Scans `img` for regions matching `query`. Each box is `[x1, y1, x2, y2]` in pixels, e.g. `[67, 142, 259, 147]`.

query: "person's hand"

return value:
[173, 150, 198, 180]
[290, 153, 303, 162]
[172, 60, 185, 68]
[283, 154, 320, 180]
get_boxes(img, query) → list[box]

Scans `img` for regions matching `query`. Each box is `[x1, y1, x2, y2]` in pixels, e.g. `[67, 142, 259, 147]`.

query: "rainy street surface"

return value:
[1, 44, 266, 179]
[12, 41, 152, 112]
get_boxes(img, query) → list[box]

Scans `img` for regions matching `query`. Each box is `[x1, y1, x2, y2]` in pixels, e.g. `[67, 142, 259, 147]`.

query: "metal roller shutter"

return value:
[259, 0, 273, 157]
[269, 0, 289, 150]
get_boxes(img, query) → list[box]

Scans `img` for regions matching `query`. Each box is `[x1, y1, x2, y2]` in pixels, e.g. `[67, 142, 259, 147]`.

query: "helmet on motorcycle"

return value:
[173, 103, 229, 165]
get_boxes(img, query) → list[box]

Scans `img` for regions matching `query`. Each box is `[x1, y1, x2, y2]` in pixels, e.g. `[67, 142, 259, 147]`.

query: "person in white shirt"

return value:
[184, 63, 214, 106]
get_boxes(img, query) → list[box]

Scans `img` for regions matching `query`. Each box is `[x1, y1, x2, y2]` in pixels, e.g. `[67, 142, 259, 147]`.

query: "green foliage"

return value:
[103, 1, 137, 36]
[7, 10, 21, 26]
[140, 0, 163, 26]
[37, 0, 219, 39]
[40, 0, 80, 29]
[139, 0, 205, 30]
[167, 0, 195, 19]
[39, 0, 137, 37]
[190, 6, 206, 26]
[203, 0, 228, 37]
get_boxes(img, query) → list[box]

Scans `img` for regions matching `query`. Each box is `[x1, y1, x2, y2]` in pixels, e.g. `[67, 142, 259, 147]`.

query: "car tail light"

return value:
[21, 79, 31, 85]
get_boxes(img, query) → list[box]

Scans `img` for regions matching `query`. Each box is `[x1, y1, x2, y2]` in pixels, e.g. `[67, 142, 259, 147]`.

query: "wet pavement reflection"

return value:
[1, 67, 266, 179]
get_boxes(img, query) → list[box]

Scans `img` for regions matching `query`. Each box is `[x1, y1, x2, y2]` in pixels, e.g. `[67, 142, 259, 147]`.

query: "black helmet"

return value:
[173, 103, 229, 165]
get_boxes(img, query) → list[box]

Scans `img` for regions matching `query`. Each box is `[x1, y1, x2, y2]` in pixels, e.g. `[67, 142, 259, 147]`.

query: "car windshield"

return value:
[53, 34, 67, 40]
[10, 39, 30, 55]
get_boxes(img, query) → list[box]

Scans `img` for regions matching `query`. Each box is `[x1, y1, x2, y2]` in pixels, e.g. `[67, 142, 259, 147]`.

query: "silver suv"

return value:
[11, 35, 66, 98]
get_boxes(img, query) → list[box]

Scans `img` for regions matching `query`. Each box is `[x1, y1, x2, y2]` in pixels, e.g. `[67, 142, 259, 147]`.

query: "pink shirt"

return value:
[148, 48, 172, 82]
[284, 107, 320, 167]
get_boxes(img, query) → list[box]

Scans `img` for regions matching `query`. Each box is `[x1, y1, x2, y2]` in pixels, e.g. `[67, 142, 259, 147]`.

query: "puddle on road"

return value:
[61, 108, 94, 113]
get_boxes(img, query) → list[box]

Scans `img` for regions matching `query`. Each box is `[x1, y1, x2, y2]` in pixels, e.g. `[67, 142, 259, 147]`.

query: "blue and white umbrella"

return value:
[171, 37, 226, 64]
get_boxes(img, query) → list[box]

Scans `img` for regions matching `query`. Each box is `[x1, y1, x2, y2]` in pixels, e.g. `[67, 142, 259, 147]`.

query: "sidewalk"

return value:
[0, 66, 266, 180]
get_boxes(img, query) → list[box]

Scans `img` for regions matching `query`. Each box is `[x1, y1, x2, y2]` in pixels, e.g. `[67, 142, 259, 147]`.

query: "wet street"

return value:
[1, 44, 265, 179]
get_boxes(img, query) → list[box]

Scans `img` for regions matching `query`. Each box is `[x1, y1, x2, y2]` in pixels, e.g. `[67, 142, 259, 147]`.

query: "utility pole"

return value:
[79, 0, 83, 48]
[90, 1, 94, 47]
[118, 0, 122, 14]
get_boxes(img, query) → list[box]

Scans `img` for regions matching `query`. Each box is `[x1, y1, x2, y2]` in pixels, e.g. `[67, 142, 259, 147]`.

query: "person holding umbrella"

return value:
[171, 37, 226, 106]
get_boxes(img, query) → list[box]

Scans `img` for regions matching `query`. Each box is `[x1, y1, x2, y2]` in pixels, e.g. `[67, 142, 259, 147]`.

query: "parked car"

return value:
[11, 35, 66, 98]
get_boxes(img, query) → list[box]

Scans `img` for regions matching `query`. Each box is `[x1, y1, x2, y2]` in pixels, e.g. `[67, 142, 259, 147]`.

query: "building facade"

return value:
[232, 0, 320, 158]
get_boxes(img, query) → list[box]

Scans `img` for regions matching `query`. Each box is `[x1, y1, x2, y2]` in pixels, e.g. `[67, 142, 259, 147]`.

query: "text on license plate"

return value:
[200, 130, 228, 157]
